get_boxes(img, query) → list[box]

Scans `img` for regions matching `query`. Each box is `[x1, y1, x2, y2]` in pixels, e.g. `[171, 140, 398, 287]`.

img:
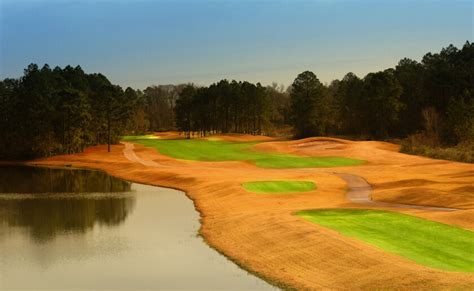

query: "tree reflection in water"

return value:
[0, 166, 135, 242]
[0, 166, 132, 193]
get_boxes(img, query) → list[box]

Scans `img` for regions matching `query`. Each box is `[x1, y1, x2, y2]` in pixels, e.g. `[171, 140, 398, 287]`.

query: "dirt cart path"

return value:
[334, 173, 459, 211]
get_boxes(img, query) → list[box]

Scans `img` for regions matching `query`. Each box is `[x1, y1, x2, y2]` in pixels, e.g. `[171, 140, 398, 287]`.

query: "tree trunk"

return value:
[107, 114, 111, 153]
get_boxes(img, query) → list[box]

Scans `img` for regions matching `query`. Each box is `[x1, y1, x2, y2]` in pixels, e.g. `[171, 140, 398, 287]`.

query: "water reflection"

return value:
[0, 167, 273, 290]
[0, 195, 135, 242]
[0, 166, 135, 242]
[0, 165, 131, 193]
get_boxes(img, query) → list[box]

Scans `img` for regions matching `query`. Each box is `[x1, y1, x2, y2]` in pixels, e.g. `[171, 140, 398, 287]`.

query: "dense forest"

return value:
[175, 81, 280, 138]
[0, 64, 139, 158]
[327, 42, 473, 145]
[0, 42, 472, 161]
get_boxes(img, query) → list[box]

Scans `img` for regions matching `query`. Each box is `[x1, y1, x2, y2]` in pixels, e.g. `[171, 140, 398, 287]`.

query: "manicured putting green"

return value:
[121, 137, 364, 169]
[243, 181, 316, 194]
[297, 209, 474, 272]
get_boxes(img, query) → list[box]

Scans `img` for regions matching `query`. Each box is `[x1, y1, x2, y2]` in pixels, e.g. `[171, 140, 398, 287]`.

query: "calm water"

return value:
[0, 166, 273, 290]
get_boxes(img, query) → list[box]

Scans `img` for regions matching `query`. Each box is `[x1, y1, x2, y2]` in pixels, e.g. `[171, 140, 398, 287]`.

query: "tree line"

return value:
[289, 41, 473, 147]
[1, 41, 472, 159]
[175, 80, 276, 138]
[133, 81, 289, 138]
[172, 42, 472, 146]
[0, 64, 137, 158]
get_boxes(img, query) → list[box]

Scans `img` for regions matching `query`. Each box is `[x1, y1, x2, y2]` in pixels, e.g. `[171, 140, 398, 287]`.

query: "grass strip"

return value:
[122, 137, 364, 169]
[243, 181, 316, 194]
[297, 209, 474, 272]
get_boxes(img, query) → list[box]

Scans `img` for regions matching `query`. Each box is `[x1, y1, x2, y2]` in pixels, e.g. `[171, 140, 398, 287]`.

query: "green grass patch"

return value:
[122, 136, 364, 169]
[122, 134, 159, 140]
[297, 209, 474, 272]
[242, 181, 316, 194]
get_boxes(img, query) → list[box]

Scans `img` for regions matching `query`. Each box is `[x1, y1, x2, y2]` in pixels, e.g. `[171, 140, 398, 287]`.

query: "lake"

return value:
[0, 166, 273, 290]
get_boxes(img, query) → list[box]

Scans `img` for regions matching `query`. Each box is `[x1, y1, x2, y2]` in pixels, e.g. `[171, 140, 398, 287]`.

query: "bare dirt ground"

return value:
[334, 173, 459, 211]
[28, 135, 474, 290]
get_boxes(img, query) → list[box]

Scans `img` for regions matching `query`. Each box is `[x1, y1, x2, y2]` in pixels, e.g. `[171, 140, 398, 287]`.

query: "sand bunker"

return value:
[292, 139, 346, 150]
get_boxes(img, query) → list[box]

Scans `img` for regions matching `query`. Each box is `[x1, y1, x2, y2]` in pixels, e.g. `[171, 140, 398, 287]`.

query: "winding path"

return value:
[335, 173, 458, 212]
[122, 142, 458, 212]
[122, 142, 163, 167]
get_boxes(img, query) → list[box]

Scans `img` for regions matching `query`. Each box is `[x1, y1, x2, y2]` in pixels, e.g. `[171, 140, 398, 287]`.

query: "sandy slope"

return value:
[334, 173, 459, 211]
[28, 135, 474, 290]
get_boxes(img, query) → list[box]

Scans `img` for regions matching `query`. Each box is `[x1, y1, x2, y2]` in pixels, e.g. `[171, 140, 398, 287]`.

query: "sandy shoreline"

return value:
[11, 135, 474, 289]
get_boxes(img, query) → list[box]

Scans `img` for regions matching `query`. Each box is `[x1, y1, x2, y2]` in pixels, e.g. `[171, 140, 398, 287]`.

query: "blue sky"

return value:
[0, 0, 472, 89]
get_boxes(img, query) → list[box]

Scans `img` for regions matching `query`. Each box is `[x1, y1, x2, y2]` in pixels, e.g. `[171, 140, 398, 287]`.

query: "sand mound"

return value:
[253, 137, 351, 157]
[292, 140, 347, 150]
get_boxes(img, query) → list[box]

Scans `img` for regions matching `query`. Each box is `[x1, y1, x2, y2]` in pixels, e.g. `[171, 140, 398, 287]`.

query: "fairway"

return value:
[242, 181, 316, 194]
[123, 134, 160, 140]
[297, 209, 474, 272]
[122, 137, 364, 168]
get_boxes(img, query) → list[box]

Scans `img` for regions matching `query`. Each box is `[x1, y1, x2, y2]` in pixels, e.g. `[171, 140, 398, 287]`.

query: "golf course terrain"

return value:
[122, 135, 364, 168]
[297, 209, 474, 272]
[33, 132, 474, 289]
[243, 180, 316, 194]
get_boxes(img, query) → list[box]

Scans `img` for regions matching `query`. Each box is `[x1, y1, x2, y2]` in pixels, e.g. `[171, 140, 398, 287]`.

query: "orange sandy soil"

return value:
[154, 130, 275, 142]
[22, 135, 474, 289]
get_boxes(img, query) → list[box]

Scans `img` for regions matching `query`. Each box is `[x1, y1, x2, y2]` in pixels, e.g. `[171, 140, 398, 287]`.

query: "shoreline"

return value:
[2, 158, 286, 289]
[3, 137, 473, 289]
[5, 155, 286, 289]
